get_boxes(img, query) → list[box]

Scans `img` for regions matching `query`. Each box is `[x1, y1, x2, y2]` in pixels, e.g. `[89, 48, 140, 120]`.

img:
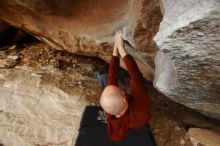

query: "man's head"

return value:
[100, 85, 128, 118]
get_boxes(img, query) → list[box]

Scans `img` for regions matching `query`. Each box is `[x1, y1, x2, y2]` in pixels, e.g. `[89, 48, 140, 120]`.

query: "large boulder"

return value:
[0, 0, 162, 81]
[154, 0, 220, 119]
[0, 63, 100, 145]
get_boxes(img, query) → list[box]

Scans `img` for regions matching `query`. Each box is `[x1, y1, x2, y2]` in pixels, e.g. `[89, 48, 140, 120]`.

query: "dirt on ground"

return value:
[1, 41, 219, 146]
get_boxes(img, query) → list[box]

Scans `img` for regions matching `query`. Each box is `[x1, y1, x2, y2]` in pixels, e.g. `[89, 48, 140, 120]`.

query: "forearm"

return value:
[112, 45, 119, 57]
[118, 43, 142, 80]
[118, 46, 127, 58]
[107, 45, 120, 85]
[123, 54, 143, 80]
[107, 56, 119, 85]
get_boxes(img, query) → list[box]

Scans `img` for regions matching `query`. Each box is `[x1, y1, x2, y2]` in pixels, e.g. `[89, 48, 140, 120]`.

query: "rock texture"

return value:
[0, 65, 99, 146]
[0, 0, 162, 81]
[188, 128, 220, 146]
[1, 43, 196, 146]
[154, 0, 220, 119]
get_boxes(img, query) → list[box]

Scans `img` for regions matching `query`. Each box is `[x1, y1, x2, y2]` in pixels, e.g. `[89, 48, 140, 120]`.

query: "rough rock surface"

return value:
[1, 42, 220, 146]
[0, 43, 177, 146]
[188, 128, 220, 146]
[0, 61, 100, 146]
[153, 0, 220, 119]
[0, 0, 162, 81]
[0, 67, 84, 146]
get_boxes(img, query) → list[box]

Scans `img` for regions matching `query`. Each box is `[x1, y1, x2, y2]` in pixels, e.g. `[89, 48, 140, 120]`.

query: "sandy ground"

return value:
[1, 41, 219, 146]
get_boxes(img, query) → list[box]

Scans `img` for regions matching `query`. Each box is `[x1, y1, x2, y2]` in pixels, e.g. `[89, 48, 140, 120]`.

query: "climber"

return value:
[100, 29, 155, 143]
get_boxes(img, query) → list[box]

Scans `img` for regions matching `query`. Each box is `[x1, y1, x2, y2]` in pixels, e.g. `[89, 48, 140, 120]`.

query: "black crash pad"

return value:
[75, 106, 157, 146]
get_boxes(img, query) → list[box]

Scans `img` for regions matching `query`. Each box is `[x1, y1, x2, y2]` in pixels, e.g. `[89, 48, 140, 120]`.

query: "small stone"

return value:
[180, 139, 185, 145]
[7, 55, 18, 60]
[8, 45, 16, 50]
[22, 58, 29, 63]
[79, 85, 85, 89]
[175, 126, 180, 131]
[78, 81, 82, 85]
[73, 64, 76, 68]
[153, 128, 159, 134]
[5, 59, 17, 68]
[41, 65, 54, 70]
[66, 58, 70, 62]
[0, 59, 6, 68]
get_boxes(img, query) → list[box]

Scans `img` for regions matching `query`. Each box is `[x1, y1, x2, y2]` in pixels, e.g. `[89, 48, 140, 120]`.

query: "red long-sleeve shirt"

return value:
[106, 54, 150, 141]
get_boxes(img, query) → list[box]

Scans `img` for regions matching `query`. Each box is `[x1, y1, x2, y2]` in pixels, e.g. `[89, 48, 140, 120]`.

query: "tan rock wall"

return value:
[0, 0, 162, 81]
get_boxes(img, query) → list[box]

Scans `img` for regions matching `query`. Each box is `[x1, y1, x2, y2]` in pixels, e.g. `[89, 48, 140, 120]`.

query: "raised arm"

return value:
[115, 29, 149, 103]
[107, 45, 120, 86]
[115, 29, 143, 81]
[122, 55, 143, 81]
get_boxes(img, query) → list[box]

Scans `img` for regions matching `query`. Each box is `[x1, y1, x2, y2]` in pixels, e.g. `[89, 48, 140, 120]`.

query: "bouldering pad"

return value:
[75, 106, 157, 146]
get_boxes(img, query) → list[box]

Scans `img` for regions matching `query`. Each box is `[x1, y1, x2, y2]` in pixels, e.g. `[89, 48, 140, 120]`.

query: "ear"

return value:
[123, 96, 128, 110]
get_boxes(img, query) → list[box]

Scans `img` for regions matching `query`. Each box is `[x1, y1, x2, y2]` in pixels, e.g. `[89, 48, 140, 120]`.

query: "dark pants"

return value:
[96, 72, 108, 89]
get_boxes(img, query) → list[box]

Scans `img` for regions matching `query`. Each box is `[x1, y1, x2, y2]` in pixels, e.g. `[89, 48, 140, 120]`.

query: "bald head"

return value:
[100, 85, 126, 115]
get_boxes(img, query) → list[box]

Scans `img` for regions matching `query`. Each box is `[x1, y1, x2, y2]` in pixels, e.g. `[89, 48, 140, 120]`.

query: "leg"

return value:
[95, 71, 108, 89]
